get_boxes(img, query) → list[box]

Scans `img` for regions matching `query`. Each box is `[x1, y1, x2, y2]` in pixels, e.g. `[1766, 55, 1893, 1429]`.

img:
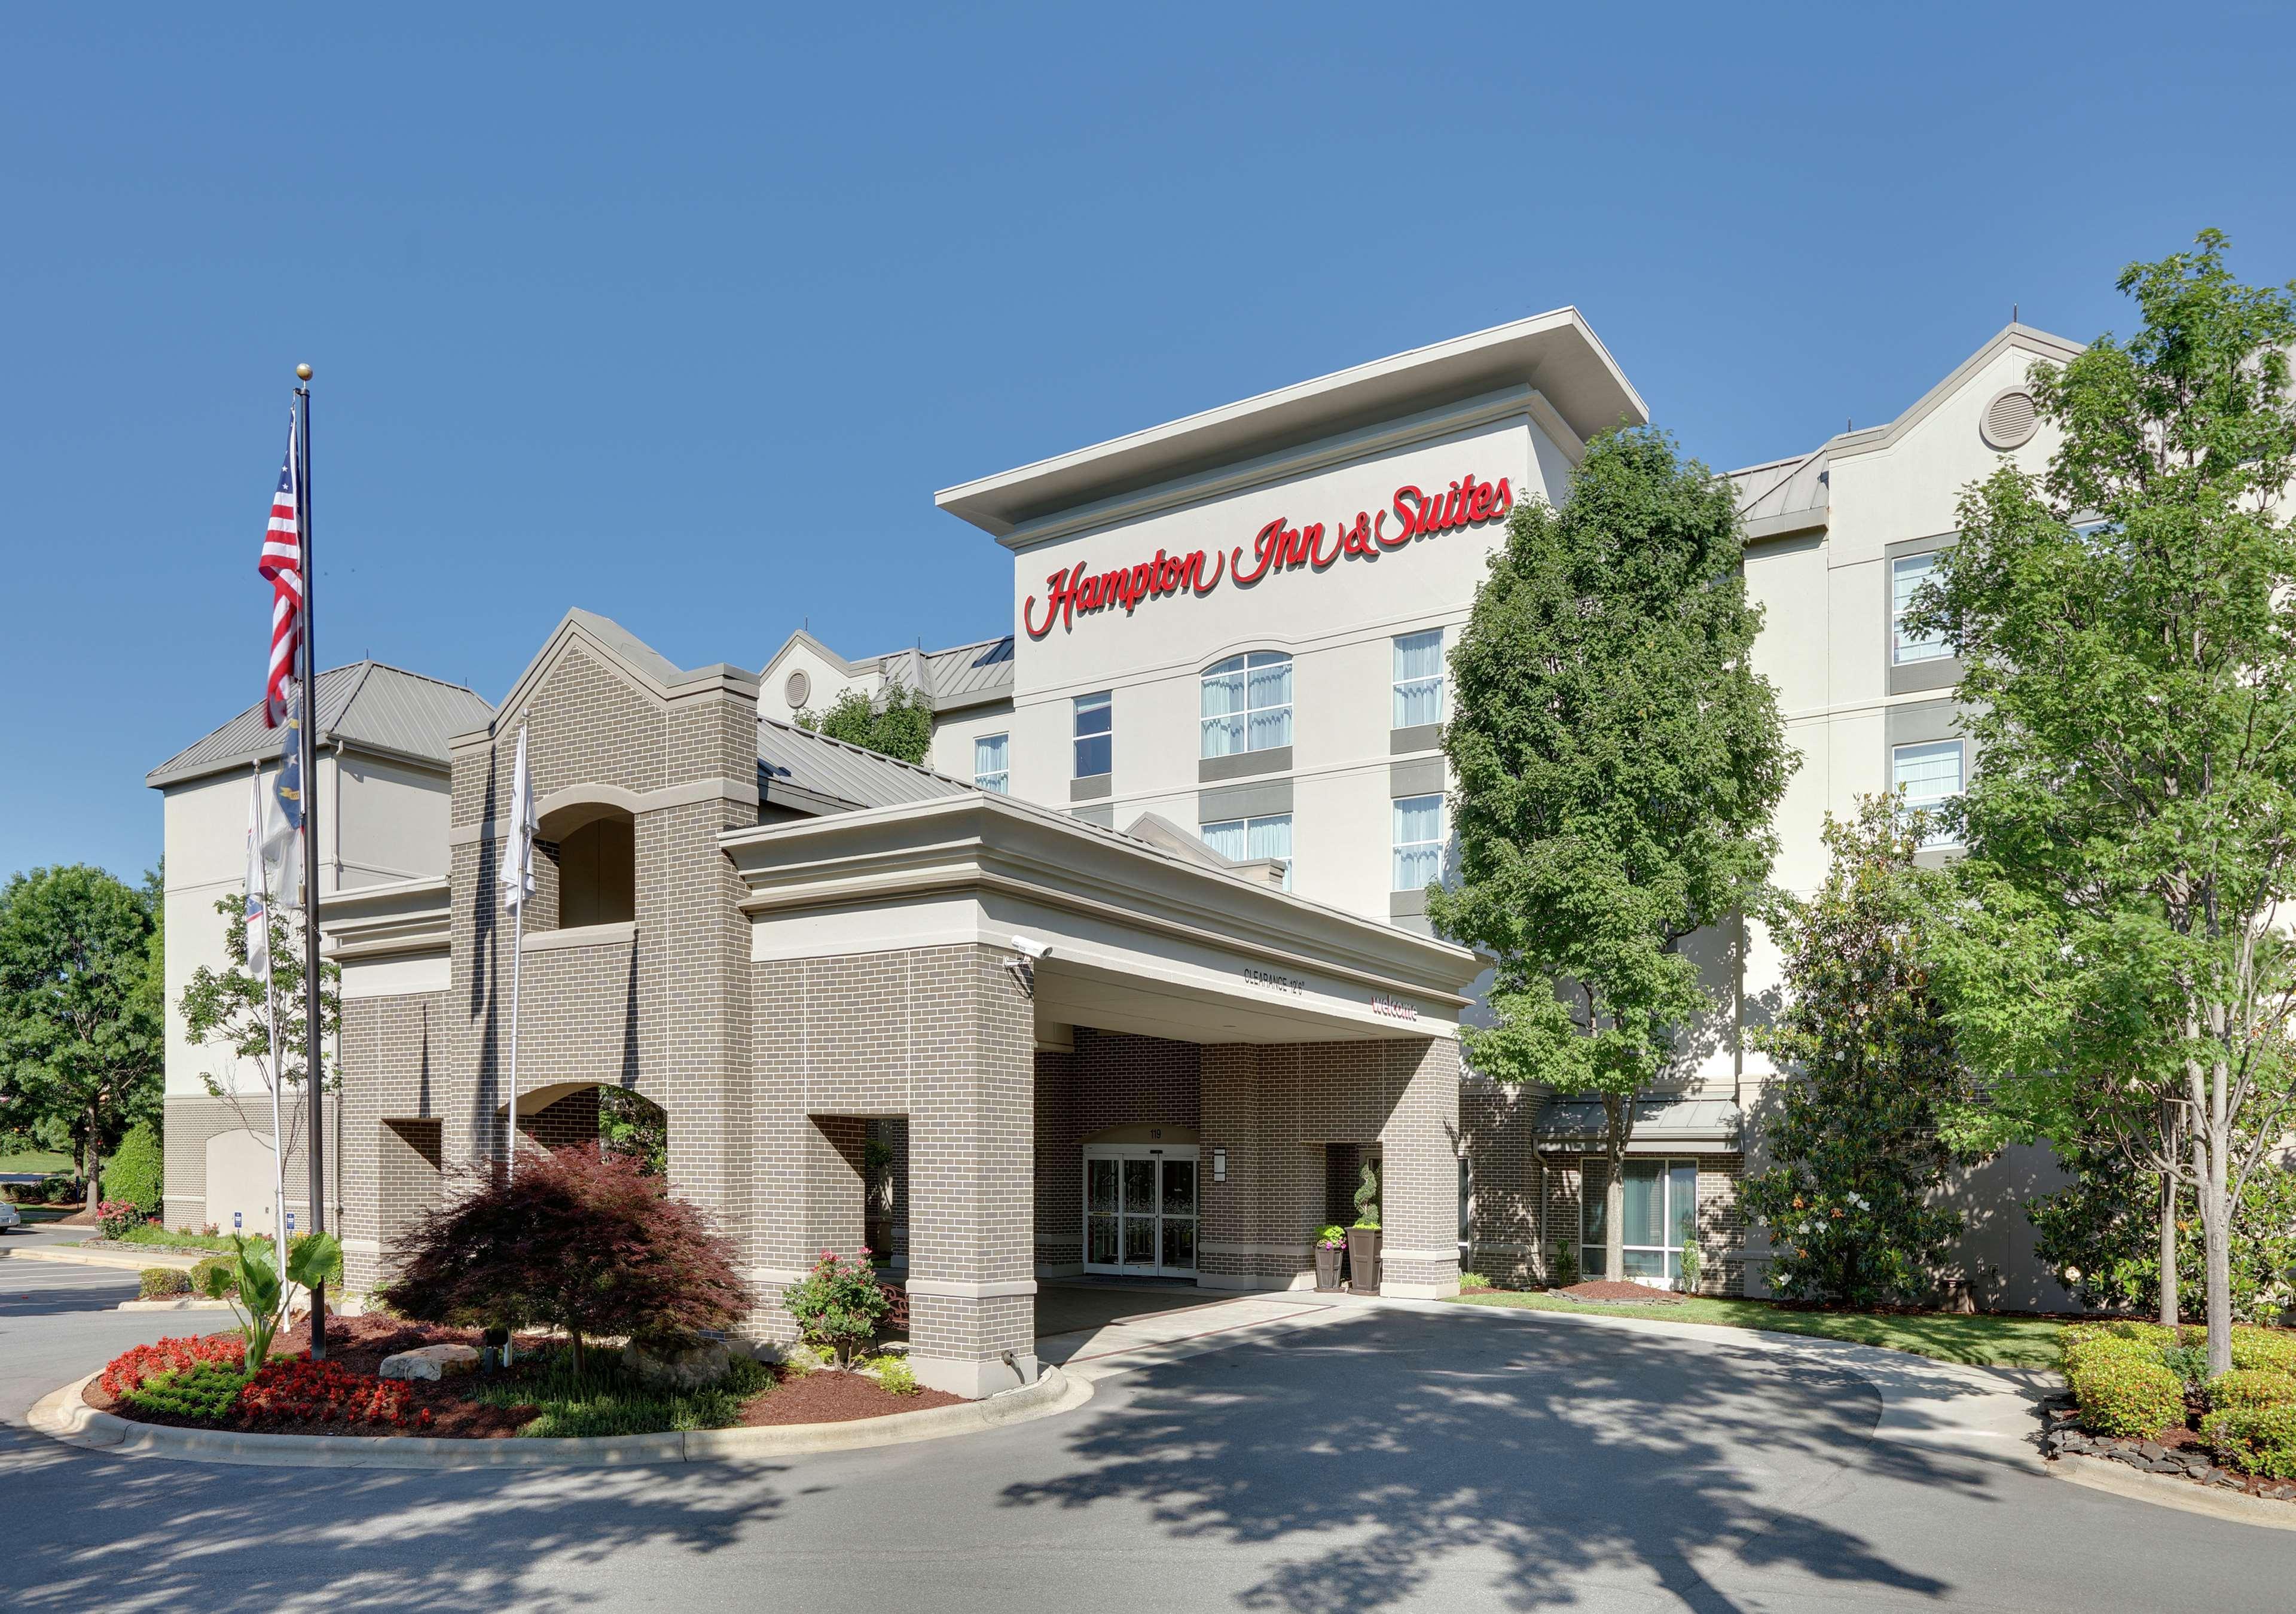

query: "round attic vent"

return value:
[1982, 388, 2038, 450]
[783, 669, 811, 710]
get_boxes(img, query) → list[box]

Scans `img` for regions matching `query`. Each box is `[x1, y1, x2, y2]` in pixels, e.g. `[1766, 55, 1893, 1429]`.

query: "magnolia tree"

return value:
[380, 1143, 752, 1376]
[179, 895, 341, 1173]
[1742, 799, 1983, 1306]
[1909, 231, 2296, 1375]
[1430, 429, 1794, 1281]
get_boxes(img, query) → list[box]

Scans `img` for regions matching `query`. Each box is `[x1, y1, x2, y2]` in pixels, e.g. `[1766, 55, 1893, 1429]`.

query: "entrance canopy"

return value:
[720, 792, 1480, 1045]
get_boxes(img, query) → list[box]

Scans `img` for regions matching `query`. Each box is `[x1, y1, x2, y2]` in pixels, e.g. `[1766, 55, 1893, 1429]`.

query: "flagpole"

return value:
[294, 362, 329, 1361]
[508, 875, 524, 1186]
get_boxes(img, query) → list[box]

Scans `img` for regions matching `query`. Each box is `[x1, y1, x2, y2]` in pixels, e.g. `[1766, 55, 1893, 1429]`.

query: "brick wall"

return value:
[1033, 1029, 1202, 1267]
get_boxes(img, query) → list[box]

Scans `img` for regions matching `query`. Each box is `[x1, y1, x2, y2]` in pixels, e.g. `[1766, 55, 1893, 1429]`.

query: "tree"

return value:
[380, 1143, 752, 1376]
[1429, 428, 1796, 1282]
[2027, 1127, 2296, 1323]
[102, 1120, 164, 1216]
[796, 679, 933, 764]
[1907, 231, 2296, 1376]
[0, 865, 163, 1211]
[1741, 798, 1982, 1305]
[178, 893, 340, 1170]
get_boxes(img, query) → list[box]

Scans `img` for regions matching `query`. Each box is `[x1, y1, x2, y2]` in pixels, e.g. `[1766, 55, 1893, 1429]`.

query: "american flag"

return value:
[258, 414, 304, 727]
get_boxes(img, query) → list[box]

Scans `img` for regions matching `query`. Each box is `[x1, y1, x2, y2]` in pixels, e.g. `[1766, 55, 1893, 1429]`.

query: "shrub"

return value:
[126, 1360, 249, 1423]
[1552, 1243, 1580, 1289]
[1458, 1271, 1494, 1293]
[380, 1143, 753, 1377]
[96, 1199, 145, 1240]
[1352, 1161, 1381, 1229]
[1678, 1238, 1703, 1295]
[1315, 1225, 1348, 1250]
[2230, 1328, 2296, 1376]
[102, 1122, 163, 1216]
[2157, 1341, 2213, 1387]
[191, 1256, 239, 1299]
[872, 1354, 920, 1396]
[2066, 1348, 2186, 1438]
[138, 1267, 191, 1299]
[2201, 1402, 2296, 1480]
[780, 1249, 890, 1366]
[100, 1334, 248, 1398]
[2209, 1370, 2296, 1414]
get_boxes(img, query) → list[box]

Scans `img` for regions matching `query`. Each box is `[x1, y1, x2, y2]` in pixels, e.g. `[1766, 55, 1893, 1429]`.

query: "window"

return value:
[1892, 739, 1964, 847]
[1201, 813, 1292, 890]
[973, 733, 1010, 795]
[1393, 630, 1445, 728]
[1391, 794, 1446, 892]
[1201, 651, 1292, 758]
[1892, 553, 1950, 664]
[1073, 692, 1112, 779]
[1581, 1158, 1699, 1283]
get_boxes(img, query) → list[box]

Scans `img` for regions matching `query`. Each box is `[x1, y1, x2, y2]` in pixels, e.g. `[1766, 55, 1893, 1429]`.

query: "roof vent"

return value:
[1982, 389, 2038, 450]
[783, 669, 811, 710]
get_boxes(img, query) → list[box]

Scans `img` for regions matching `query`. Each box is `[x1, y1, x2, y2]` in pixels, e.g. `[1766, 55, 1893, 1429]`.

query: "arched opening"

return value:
[543, 805, 636, 927]
[508, 1082, 667, 1178]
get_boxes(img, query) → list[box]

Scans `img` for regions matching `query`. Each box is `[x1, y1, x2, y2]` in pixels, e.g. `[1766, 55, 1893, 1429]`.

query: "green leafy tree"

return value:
[796, 679, 933, 764]
[0, 865, 163, 1210]
[1430, 428, 1796, 1282]
[2028, 1127, 2296, 1323]
[102, 1119, 165, 1215]
[598, 1085, 668, 1176]
[178, 895, 340, 1172]
[1908, 231, 2296, 1376]
[1741, 799, 1981, 1305]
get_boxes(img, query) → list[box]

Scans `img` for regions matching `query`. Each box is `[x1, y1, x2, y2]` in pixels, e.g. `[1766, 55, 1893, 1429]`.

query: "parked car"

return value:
[0, 1199, 22, 1231]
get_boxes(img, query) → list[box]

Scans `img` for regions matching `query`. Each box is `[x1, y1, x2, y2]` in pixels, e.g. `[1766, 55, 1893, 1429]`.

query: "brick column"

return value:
[1199, 1044, 1318, 1290]
[1378, 1036, 1463, 1298]
[905, 945, 1038, 1398]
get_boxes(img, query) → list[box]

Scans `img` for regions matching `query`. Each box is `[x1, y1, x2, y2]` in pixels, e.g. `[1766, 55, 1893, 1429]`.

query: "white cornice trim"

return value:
[990, 387, 1550, 554]
[451, 775, 759, 845]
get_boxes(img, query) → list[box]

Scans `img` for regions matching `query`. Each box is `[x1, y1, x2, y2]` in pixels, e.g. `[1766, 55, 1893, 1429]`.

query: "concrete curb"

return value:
[2048, 1449, 2296, 1532]
[117, 1298, 236, 1312]
[1, 1243, 203, 1272]
[23, 1364, 1092, 1470]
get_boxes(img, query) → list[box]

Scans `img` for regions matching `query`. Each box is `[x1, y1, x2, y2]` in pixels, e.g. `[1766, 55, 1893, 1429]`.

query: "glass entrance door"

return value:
[1083, 1147, 1197, 1277]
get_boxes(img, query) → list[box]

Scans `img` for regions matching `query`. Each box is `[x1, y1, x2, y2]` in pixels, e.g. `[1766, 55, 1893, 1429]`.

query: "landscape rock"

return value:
[623, 1337, 731, 1391]
[379, 1344, 481, 1381]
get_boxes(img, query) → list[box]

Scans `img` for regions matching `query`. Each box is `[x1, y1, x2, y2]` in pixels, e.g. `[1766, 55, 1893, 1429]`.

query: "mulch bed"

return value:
[84, 1316, 963, 1440]
[1552, 1280, 1686, 1305]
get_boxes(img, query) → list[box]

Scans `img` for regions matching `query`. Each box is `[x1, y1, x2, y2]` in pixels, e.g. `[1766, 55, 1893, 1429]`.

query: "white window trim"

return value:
[973, 733, 1010, 795]
[1073, 692, 1112, 780]
[1201, 812, 1292, 890]
[1393, 628, 1445, 728]
[1199, 651, 1293, 759]
[1892, 738, 1964, 849]
[1581, 1157, 1700, 1287]
[1891, 553, 1951, 666]
[1391, 793, 1446, 892]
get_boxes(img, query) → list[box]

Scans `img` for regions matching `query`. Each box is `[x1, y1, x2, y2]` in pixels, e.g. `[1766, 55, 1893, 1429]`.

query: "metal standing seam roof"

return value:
[756, 717, 978, 812]
[1532, 1096, 1744, 1143]
[919, 635, 1014, 706]
[1731, 450, 1830, 531]
[145, 663, 496, 788]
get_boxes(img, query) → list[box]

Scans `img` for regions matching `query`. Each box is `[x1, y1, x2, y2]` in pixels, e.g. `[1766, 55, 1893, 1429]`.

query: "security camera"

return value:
[1010, 935, 1051, 962]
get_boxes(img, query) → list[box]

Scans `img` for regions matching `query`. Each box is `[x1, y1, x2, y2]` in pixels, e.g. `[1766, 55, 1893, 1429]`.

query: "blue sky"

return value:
[3, 4, 2289, 884]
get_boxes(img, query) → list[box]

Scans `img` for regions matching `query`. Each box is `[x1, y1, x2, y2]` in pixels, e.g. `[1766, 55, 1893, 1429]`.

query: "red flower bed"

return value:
[100, 1335, 247, 1398]
[238, 1356, 429, 1431]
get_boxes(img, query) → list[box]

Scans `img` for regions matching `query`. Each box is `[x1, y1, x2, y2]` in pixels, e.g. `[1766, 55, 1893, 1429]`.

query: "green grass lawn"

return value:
[1448, 1288, 2065, 1369]
[0, 1149, 73, 1174]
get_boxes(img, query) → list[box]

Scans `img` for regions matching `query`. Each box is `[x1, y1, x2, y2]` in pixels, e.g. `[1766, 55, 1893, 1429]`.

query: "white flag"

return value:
[500, 726, 537, 911]
[244, 775, 271, 988]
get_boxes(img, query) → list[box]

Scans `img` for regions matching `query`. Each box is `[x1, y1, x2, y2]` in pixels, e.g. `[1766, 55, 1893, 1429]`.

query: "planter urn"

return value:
[1346, 1226, 1382, 1295]
[1314, 1244, 1344, 1291]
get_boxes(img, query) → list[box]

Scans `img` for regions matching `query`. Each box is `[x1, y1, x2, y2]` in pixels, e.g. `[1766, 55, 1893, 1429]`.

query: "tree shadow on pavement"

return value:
[1001, 1308, 2000, 1611]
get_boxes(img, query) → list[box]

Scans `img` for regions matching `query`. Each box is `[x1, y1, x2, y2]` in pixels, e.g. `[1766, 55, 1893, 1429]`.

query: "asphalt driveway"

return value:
[1, 1270, 2285, 1612]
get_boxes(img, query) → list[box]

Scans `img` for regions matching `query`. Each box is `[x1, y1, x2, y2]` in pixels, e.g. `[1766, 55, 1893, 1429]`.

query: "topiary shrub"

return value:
[2201, 1402, 2296, 1480]
[102, 1122, 163, 1216]
[2208, 1370, 2296, 1414]
[781, 1249, 891, 1366]
[381, 1143, 753, 1378]
[138, 1267, 190, 1299]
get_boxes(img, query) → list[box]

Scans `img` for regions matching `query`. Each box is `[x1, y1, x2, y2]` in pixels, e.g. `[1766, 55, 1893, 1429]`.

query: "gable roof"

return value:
[477, 609, 757, 742]
[756, 716, 978, 816]
[757, 627, 1016, 713]
[146, 662, 495, 789]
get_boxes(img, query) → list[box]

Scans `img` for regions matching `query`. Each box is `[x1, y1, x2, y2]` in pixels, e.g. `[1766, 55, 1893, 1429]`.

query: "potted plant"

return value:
[1347, 1161, 1382, 1295]
[1314, 1225, 1347, 1291]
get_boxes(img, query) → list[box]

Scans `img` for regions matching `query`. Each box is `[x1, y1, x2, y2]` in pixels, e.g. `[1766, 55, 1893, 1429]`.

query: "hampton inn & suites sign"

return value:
[1024, 470, 1516, 639]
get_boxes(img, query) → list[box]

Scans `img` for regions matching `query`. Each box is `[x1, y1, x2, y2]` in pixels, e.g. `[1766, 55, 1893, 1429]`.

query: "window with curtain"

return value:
[972, 733, 1009, 794]
[1892, 739, 1963, 847]
[1201, 651, 1293, 758]
[1200, 813, 1292, 889]
[1393, 629, 1444, 728]
[1580, 1159, 1700, 1283]
[1073, 692, 1112, 779]
[1391, 793, 1445, 892]
[1892, 553, 1950, 664]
